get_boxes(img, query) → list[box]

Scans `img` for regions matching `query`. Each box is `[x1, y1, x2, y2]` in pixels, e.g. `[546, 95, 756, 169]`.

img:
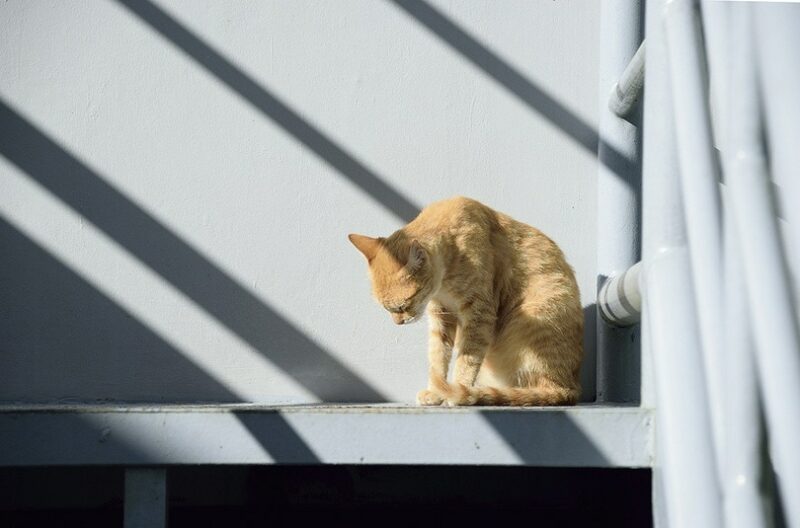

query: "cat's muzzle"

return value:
[402, 314, 423, 325]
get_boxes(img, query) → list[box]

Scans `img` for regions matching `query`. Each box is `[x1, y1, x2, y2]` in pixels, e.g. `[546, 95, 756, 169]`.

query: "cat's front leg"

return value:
[416, 305, 456, 406]
[445, 306, 494, 405]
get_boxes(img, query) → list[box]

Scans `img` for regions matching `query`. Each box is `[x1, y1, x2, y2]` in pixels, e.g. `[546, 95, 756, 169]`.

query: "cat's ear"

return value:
[407, 240, 427, 272]
[348, 234, 382, 262]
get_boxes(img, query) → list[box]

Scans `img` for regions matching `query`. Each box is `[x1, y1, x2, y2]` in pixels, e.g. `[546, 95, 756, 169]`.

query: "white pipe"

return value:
[643, 251, 723, 528]
[754, 3, 800, 307]
[641, 1, 723, 525]
[663, 0, 725, 478]
[723, 195, 768, 528]
[699, 0, 731, 155]
[598, 261, 641, 327]
[595, 0, 643, 403]
[727, 5, 800, 528]
[702, 2, 769, 526]
[609, 41, 646, 119]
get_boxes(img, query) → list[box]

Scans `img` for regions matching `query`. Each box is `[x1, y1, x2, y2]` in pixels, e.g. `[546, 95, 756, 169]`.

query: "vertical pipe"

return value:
[727, 5, 800, 528]
[723, 201, 768, 528]
[702, 3, 769, 526]
[124, 468, 167, 528]
[663, 0, 725, 473]
[754, 3, 800, 301]
[641, 1, 723, 526]
[596, 0, 643, 403]
[699, 0, 730, 151]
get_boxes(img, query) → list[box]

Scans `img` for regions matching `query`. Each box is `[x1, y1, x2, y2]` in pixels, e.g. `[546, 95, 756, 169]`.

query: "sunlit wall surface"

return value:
[0, 0, 601, 404]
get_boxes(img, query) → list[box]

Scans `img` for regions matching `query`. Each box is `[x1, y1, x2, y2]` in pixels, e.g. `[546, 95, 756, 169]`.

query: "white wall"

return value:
[0, 0, 601, 403]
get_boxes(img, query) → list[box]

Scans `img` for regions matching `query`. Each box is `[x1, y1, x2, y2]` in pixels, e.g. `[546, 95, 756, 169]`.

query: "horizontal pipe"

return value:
[609, 41, 646, 118]
[598, 261, 641, 327]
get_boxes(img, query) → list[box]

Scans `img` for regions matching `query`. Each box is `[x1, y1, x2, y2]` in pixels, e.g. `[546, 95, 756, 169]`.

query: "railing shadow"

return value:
[0, 100, 386, 404]
[389, 0, 635, 180]
[234, 412, 319, 463]
[0, 218, 239, 403]
[0, 219, 321, 463]
[110, 0, 613, 402]
[480, 410, 609, 466]
[0, 412, 152, 466]
[0, 2, 626, 466]
[116, 0, 420, 223]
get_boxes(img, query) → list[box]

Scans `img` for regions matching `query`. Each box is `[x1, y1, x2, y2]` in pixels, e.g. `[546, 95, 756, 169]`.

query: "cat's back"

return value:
[418, 197, 548, 245]
[408, 196, 497, 236]
[410, 197, 567, 264]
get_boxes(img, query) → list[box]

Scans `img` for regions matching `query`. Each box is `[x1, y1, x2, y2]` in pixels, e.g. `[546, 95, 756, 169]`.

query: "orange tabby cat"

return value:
[349, 196, 583, 406]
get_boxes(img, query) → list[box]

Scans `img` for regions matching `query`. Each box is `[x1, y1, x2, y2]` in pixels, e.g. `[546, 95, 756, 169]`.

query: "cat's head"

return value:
[348, 233, 437, 325]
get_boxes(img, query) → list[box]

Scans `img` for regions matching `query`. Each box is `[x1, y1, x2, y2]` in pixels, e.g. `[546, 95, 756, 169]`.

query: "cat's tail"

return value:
[431, 378, 579, 406]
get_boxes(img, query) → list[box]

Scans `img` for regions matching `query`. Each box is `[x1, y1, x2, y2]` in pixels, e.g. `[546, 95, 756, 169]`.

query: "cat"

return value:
[349, 196, 583, 406]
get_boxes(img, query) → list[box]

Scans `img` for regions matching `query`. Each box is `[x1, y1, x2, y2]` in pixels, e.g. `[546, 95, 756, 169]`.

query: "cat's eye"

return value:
[386, 305, 406, 314]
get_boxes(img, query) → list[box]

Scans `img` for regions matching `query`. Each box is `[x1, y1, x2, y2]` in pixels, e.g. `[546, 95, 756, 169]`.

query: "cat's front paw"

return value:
[416, 389, 444, 406]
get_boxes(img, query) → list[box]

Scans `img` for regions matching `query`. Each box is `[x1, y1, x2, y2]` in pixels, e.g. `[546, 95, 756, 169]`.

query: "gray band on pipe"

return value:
[598, 261, 642, 327]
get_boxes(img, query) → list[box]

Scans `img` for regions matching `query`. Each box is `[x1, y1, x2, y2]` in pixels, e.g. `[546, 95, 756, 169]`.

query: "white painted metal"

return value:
[723, 205, 768, 528]
[700, 3, 768, 525]
[641, 1, 723, 525]
[0, 404, 654, 468]
[726, 6, 800, 528]
[598, 261, 641, 327]
[754, 3, 800, 301]
[596, 0, 643, 402]
[124, 468, 167, 528]
[664, 0, 725, 475]
[699, 0, 731, 152]
[643, 252, 723, 528]
[609, 41, 646, 119]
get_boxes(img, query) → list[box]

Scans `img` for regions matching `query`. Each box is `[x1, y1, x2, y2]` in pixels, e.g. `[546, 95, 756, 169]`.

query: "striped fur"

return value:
[350, 196, 583, 407]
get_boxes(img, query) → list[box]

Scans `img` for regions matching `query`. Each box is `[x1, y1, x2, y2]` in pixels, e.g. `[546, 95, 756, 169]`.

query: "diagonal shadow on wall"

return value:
[0, 219, 320, 462]
[116, 0, 420, 224]
[389, 0, 636, 180]
[0, 101, 386, 404]
[0, 218, 238, 404]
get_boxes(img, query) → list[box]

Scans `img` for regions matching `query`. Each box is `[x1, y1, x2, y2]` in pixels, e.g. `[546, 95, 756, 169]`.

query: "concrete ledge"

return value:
[0, 404, 653, 468]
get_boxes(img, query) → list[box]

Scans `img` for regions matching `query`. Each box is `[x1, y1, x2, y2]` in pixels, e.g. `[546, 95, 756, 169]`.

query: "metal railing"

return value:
[597, 1, 800, 526]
